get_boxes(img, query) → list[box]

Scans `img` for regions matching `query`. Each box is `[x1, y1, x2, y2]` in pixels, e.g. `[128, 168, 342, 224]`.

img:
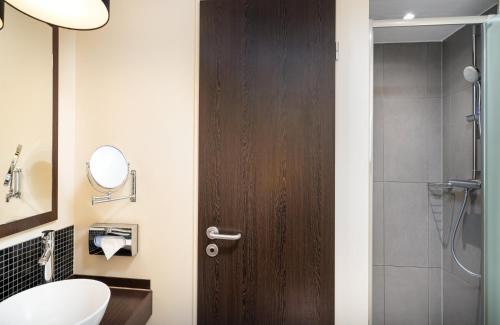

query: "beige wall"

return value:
[74, 0, 373, 324]
[73, 0, 197, 324]
[0, 29, 76, 249]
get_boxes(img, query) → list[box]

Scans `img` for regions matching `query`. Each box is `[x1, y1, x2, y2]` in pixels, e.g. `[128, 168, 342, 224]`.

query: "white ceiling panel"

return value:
[371, 0, 497, 43]
[374, 25, 463, 43]
[371, 0, 496, 19]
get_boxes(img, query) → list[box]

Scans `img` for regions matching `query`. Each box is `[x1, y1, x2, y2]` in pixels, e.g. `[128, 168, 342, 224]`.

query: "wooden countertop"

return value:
[102, 287, 152, 325]
[71, 274, 152, 325]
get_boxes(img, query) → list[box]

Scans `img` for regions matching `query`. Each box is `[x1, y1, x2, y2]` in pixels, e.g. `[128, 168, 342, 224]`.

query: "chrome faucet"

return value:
[39, 230, 55, 283]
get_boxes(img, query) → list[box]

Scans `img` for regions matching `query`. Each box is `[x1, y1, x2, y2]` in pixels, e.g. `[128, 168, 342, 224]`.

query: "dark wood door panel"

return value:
[199, 0, 335, 324]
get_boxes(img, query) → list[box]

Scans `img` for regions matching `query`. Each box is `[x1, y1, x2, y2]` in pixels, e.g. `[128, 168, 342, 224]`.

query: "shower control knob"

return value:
[206, 243, 219, 257]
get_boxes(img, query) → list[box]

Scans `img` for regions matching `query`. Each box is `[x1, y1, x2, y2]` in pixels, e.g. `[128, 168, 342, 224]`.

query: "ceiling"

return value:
[371, 0, 497, 43]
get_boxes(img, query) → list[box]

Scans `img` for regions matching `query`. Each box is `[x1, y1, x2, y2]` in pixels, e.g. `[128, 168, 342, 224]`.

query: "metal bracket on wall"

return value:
[91, 170, 137, 205]
[5, 169, 22, 203]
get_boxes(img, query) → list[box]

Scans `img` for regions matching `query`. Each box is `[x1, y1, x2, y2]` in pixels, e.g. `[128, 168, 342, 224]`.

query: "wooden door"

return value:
[198, 0, 335, 323]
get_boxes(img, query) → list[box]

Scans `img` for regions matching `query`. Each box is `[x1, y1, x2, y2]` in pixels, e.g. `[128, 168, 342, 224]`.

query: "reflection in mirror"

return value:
[4, 145, 23, 202]
[87, 146, 136, 205]
[0, 4, 53, 225]
[88, 146, 129, 192]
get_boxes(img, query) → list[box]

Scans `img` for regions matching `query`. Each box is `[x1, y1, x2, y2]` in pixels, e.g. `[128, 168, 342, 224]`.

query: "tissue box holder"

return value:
[89, 223, 138, 257]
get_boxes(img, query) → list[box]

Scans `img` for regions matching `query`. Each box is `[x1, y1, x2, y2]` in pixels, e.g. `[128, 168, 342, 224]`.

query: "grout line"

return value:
[378, 180, 440, 184]
[382, 265, 441, 269]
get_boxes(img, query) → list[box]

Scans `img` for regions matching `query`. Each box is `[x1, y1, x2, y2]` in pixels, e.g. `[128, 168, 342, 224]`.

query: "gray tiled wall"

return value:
[373, 42, 443, 325]
[374, 26, 484, 325]
[442, 25, 483, 325]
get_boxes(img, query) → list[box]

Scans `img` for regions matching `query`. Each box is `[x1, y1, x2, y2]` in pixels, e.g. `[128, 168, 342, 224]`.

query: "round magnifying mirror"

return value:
[87, 146, 129, 193]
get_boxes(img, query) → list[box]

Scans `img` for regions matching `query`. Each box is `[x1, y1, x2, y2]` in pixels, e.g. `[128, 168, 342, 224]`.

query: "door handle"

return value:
[206, 227, 241, 241]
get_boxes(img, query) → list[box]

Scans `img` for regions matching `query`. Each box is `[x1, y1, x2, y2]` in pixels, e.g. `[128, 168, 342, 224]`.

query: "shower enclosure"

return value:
[372, 14, 500, 325]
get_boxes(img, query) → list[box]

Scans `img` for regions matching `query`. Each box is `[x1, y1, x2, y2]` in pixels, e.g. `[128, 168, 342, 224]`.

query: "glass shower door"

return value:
[483, 15, 500, 325]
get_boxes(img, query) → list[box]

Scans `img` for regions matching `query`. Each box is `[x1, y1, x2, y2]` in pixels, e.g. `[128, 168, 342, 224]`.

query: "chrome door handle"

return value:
[206, 227, 241, 241]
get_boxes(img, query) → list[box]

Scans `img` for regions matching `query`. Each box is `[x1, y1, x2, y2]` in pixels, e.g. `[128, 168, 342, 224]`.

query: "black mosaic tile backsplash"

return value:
[0, 225, 74, 302]
[54, 226, 74, 281]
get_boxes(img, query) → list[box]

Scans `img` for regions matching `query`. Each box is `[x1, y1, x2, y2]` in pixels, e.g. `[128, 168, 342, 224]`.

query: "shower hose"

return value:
[451, 188, 481, 278]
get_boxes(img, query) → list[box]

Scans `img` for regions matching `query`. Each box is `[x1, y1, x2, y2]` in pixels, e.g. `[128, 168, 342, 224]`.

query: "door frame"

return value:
[192, 0, 373, 324]
[334, 0, 372, 324]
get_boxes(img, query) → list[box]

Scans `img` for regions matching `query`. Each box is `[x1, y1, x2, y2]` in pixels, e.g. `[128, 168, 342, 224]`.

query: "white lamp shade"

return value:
[0, 1, 4, 30]
[5, 0, 109, 30]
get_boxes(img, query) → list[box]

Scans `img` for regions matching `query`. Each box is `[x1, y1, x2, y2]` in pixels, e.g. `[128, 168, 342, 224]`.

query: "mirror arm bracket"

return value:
[91, 170, 137, 205]
[5, 169, 22, 203]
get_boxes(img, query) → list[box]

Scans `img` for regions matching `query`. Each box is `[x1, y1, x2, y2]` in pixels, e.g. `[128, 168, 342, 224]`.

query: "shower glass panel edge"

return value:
[483, 15, 500, 325]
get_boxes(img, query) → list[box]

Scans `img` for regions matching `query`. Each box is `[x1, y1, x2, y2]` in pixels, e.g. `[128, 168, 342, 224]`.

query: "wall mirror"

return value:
[87, 146, 136, 205]
[0, 4, 58, 238]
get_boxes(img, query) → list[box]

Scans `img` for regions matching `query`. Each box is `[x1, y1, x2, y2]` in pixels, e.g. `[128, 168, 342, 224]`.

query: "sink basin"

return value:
[0, 279, 110, 325]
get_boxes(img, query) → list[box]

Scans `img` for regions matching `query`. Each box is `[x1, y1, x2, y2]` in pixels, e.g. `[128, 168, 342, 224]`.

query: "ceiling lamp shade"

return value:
[5, 0, 110, 30]
[0, 1, 4, 30]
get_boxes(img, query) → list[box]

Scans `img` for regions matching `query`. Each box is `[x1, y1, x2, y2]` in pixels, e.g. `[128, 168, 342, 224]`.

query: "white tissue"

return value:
[95, 236, 127, 260]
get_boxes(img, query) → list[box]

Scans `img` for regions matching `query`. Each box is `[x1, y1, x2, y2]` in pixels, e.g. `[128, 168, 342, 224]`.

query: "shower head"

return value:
[463, 66, 480, 83]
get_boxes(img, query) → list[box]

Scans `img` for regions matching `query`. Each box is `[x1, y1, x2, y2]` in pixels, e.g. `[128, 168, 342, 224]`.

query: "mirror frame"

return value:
[0, 28, 58, 238]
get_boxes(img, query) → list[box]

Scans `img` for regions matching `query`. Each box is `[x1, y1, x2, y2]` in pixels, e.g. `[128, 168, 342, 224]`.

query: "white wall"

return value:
[0, 29, 76, 249]
[335, 0, 372, 324]
[72, 1, 197, 324]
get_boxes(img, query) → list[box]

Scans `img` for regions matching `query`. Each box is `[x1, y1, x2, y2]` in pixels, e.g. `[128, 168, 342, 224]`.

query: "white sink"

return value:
[0, 279, 111, 325]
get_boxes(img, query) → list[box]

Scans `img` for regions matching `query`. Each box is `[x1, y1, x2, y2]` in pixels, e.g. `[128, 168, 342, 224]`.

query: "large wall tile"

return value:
[429, 198, 443, 268]
[441, 191, 455, 273]
[443, 88, 474, 181]
[427, 43, 443, 98]
[428, 183, 444, 268]
[374, 182, 384, 265]
[374, 45, 384, 98]
[385, 266, 429, 325]
[443, 26, 473, 96]
[429, 268, 443, 325]
[383, 98, 442, 183]
[373, 266, 385, 325]
[374, 98, 384, 182]
[443, 270, 482, 325]
[384, 182, 429, 267]
[373, 41, 446, 325]
[441, 191, 482, 286]
[382, 43, 428, 98]
[428, 97, 443, 183]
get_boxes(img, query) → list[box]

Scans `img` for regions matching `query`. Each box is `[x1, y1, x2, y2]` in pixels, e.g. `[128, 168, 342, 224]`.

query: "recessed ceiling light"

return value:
[4, 0, 110, 30]
[403, 12, 416, 20]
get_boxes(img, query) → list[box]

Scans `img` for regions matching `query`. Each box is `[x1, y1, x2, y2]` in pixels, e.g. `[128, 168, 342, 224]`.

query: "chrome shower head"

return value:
[463, 66, 480, 83]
